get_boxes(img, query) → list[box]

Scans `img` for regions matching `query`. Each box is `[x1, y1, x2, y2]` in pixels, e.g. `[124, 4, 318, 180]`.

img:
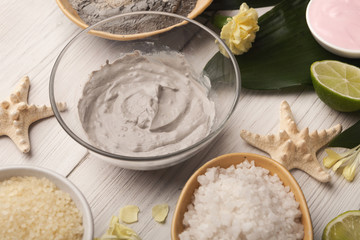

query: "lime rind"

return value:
[311, 60, 360, 112]
[323, 210, 360, 240]
[313, 76, 360, 101]
[312, 61, 360, 100]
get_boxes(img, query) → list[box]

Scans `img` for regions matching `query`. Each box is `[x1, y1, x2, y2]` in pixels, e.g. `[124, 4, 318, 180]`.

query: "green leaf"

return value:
[240, 0, 360, 89]
[212, 15, 230, 30]
[207, 0, 283, 10]
[203, 51, 236, 86]
[329, 120, 360, 149]
[207, 0, 360, 90]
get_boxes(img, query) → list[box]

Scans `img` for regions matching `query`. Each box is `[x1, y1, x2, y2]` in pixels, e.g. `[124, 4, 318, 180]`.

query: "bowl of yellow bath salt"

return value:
[0, 165, 93, 240]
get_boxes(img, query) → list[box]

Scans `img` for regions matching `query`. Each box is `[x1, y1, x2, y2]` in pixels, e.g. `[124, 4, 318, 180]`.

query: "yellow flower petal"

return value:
[99, 235, 119, 240]
[343, 153, 360, 182]
[323, 148, 343, 168]
[332, 158, 347, 172]
[323, 145, 360, 181]
[106, 216, 120, 235]
[218, 2, 259, 56]
[113, 223, 139, 239]
[119, 205, 139, 224]
[152, 204, 169, 223]
[343, 163, 356, 182]
[99, 216, 141, 240]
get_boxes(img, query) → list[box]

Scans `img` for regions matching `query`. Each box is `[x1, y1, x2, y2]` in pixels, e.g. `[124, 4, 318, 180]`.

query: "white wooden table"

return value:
[1, 2, 359, 239]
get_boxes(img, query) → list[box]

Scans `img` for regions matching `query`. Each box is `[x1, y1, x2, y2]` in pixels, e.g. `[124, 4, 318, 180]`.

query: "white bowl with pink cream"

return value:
[306, 0, 360, 58]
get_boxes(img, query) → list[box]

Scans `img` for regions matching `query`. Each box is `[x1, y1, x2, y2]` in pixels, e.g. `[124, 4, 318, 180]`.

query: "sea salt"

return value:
[179, 160, 304, 240]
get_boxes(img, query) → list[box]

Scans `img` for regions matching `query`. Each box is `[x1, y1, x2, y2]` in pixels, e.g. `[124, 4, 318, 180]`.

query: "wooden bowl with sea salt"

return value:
[56, 0, 213, 40]
[172, 152, 313, 240]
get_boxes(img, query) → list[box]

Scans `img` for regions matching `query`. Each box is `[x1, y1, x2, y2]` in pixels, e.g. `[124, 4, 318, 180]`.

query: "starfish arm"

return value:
[10, 76, 30, 104]
[0, 128, 6, 136]
[279, 101, 299, 134]
[1, 101, 10, 109]
[55, 102, 67, 112]
[0, 77, 67, 154]
[242, 101, 339, 182]
[7, 127, 31, 153]
[26, 102, 67, 123]
[309, 124, 342, 150]
[292, 154, 331, 182]
[240, 130, 285, 153]
[0, 109, 9, 136]
[1, 113, 31, 153]
[298, 127, 310, 142]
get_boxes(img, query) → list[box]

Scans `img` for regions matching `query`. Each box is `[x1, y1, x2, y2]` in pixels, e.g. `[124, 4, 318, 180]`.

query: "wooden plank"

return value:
[2, 2, 360, 240]
[69, 88, 359, 239]
[0, 0, 87, 174]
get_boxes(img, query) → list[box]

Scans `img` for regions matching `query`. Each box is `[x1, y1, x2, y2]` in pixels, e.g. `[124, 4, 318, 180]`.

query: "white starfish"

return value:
[0, 76, 66, 153]
[240, 100, 342, 182]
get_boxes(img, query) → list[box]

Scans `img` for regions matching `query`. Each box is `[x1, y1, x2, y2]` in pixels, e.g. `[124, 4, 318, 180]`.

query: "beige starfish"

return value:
[0, 76, 66, 153]
[240, 100, 342, 182]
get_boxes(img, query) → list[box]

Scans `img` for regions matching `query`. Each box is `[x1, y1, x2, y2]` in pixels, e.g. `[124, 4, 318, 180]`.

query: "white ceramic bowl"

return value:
[306, 0, 360, 58]
[0, 165, 94, 240]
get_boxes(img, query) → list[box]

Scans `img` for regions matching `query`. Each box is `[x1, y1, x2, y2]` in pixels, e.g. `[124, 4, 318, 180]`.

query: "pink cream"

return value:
[308, 0, 360, 50]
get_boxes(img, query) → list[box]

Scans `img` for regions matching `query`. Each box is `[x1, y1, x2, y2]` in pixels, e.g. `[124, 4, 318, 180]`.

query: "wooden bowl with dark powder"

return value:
[56, 0, 212, 40]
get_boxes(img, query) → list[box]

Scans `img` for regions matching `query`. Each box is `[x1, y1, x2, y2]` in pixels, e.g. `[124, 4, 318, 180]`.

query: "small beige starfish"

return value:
[240, 101, 342, 182]
[0, 76, 66, 153]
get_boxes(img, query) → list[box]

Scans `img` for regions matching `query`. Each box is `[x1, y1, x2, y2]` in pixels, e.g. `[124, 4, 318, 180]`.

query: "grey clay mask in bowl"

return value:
[50, 12, 241, 170]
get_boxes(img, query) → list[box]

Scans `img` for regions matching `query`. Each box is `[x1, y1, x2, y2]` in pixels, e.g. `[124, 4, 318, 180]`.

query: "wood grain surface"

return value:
[1, 2, 359, 239]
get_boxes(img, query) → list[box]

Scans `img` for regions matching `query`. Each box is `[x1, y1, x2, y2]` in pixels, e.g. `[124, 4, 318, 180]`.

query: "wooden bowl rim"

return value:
[56, 0, 213, 41]
[171, 152, 313, 240]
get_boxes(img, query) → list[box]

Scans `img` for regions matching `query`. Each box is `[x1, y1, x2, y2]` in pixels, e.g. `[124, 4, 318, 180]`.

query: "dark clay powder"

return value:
[69, 0, 197, 33]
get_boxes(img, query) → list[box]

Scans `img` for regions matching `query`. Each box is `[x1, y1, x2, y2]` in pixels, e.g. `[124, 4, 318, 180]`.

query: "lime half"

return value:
[322, 210, 360, 240]
[311, 60, 360, 112]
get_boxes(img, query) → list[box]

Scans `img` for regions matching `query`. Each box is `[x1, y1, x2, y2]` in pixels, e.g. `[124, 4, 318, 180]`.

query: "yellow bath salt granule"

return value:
[119, 205, 140, 224]
[0, 176, 83, 240]
[218, 2, 259, 57]
[94, 216, 141, 240]
[152, 204, 170, 223]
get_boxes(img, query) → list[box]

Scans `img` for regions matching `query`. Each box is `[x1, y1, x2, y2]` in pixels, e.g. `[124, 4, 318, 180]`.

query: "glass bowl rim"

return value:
[49, 11, 241, 162]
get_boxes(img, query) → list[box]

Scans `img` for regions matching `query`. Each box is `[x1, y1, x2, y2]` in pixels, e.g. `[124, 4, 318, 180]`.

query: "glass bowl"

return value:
[50, 11, 240, 170]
